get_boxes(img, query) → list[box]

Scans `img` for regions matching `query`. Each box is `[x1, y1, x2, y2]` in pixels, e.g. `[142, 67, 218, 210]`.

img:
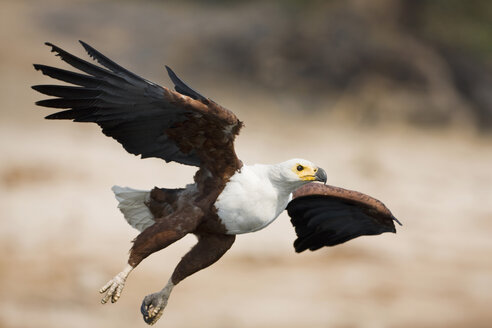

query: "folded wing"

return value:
[287, 183, 401, 253]
[33, 41, 243, 176]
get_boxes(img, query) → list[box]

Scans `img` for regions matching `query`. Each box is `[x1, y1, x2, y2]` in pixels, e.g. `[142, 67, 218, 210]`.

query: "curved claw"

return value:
[141, 292, 169, 325]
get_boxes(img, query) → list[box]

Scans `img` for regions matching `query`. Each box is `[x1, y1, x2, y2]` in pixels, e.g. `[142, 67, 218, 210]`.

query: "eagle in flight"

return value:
[33, 41, 401, 325]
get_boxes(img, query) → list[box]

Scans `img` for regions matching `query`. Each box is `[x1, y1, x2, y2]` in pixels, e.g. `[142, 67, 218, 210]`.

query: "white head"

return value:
[268, 158, 327, 193]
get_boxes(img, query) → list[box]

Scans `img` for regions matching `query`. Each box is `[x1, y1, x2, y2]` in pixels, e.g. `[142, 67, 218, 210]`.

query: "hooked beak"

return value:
[315, 167, 327, 184]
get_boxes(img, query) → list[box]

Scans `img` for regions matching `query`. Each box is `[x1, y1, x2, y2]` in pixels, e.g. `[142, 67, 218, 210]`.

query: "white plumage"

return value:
[112, 186, 154, 232]
[214, 159, 315, 234]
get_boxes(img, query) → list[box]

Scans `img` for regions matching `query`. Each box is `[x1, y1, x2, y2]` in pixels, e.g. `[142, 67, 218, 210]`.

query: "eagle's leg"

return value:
[100, 210, 201, 305]
[141, 233, 235, 325]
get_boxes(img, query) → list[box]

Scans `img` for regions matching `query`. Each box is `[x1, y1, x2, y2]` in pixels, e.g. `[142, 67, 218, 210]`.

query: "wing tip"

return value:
[78, 40, 91, 52]
[44, 112, 65, 120]
[165, 65, 177, 79]
[165, 65, 178, 80]
[164, 65, 207, 102]
[44, 42, 64, 57]
[32, 63, 56, 75]
[34, 99, 44, 106]
[294, 243, 306, 253]
[78, 40, 98, 62]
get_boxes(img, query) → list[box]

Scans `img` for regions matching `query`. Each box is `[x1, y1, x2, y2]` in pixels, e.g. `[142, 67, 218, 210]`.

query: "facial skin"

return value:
[291, 162, 327, 184]
[268, 159, 327, 192]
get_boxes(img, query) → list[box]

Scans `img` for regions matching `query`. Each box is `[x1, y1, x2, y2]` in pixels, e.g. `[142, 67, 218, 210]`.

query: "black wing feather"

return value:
[79, 40, 148, 84]
[35, 98, 100, 109]
[33, 41, 202, 166]
[287, 195, 397, 253]
[33, 64, 103, 88]
[165, 65, 207, 102]
[45, 42, 130, 86]
[32, 85, 101, 99]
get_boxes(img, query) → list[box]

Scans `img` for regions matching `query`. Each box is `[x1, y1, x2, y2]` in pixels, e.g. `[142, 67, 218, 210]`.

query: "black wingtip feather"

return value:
[78, 40, 145, 84]
[32, 64, 101, 87]
[45, 42, 55, 50]
[165, 65, 207, 102]
[79, 40, 96, 59]
[44, 108, 98, 120]
[45, 110, 76, 120]
[78, 40, 90, 49]
[45, 42, 69, 58]
[32, 85, 101, 98]
[36, 98, 97, 109]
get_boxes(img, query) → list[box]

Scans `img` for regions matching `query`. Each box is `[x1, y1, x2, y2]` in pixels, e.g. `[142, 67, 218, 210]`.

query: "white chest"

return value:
[214, 166, 291, 234]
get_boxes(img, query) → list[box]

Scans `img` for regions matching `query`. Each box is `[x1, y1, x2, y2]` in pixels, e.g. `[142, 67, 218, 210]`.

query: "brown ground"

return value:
[1, 1, 492, 327]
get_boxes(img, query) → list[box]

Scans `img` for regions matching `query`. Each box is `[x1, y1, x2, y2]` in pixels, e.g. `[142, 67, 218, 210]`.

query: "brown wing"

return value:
[32, 41, 243, 177]
[287, 183, 401, 253]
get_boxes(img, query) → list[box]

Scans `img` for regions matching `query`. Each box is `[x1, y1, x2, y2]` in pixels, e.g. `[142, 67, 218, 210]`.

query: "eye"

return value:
[296, 165, 304, 171]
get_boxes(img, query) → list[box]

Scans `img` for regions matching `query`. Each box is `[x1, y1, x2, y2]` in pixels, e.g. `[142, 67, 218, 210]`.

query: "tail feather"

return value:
[112, 186, 155, 232]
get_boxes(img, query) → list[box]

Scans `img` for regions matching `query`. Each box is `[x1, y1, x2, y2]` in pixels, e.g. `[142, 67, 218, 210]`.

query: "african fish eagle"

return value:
[33, 41, 401, 325]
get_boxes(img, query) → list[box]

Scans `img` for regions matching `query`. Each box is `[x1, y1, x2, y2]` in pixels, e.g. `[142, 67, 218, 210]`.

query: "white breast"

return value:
[214, 165, 291, 235]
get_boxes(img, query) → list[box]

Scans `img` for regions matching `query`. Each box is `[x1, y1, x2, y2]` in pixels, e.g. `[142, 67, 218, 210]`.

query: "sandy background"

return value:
[1, 1, 492, 327]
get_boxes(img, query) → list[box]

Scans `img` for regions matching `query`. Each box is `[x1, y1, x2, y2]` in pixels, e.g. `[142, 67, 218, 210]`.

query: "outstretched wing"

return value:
[287, 183, 401, 253]
[33, 41, 243, 176]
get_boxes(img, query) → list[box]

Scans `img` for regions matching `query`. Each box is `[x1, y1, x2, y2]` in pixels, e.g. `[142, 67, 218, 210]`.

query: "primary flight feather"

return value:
[33, 41, 401, 325]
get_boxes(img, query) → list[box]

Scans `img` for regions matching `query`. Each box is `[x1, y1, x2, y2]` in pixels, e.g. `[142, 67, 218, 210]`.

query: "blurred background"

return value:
[1, 0, 491, 327]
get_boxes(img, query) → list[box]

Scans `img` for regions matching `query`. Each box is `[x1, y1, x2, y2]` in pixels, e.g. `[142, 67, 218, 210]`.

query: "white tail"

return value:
[112, 186, 155, 232]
